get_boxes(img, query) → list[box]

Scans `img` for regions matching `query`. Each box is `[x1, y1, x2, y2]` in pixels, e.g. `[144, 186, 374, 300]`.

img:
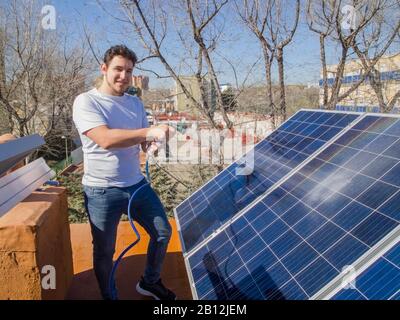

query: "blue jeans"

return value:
[83, 178, 172, 299]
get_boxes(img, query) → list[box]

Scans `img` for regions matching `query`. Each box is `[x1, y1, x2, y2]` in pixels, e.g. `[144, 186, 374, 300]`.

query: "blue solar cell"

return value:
[308, 125, 331, 139]
[223, 268, 265, 300]
[331, 201, 373, 231]
[356, 181, 398, 209]
[209, 242, 234, 265]
[382, 119, 400, 136]
[324, 113, 346, 126]
[325, 145, 358, 166]
[335, 129, 363, 146]
[292, 111, 311, 122]
[347, 132, 379, 150]
[323, 235, 369, 270]
[309, 162, 338, 181]
[272, 280, 308, 300]
[339, 174, 376, 199]
[227, 225, 256, 248]
[246, 201, 270, 221]
[295, 257, 338, 296]
[219, 252, 243, 277]
[298, 158, 325, 176]
[305, 112, 325, 123]
[237, 237, 266, 262]
[364, 134, 399, 154]
[360, 156, 398, 179]
[251, 208, 276, 232]
[291, 178, 318, 199]
[269, 230, 303, 258]
[306, 222, 346, 253]
[319, 127, 343, 141]
[271, 193, 299, 214]
[296, 123, 317, 136]
[298, 123, 320, 136]
[247, 248, 277, 274]
[280, 173, 306, 193]
[368, 118, 396, 135]
[351, 212, 398, 247]
[300, 184, 332, 207]
[292, 211, 327, 238]
[343, 150, 377, 171]
[281, 242, 319, 275]
[255, 262, 292, 293]
[377, 191, 400, 222]
[202, 284, 227, 300]
[352, 116, 381, 131]
[281, 202, 312, 225]
[261, 187, 286, 207]
[383, 142, 400, 159]
[381, 163, 400, 187]
[316, 192, 352, 219]
[333, 114, 359, 128]
[384, 242, 400, 267]
[260, 219, 289, 245]
[303, 140, 325, 155]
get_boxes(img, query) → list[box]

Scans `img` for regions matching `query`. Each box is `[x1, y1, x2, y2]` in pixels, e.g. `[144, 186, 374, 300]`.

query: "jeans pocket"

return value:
[84, 186, 106, 198]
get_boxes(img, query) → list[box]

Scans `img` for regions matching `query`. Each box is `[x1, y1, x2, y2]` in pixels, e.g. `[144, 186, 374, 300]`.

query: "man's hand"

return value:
[83, 124, 174, 150]
[140, 141, 151, 153]
[146, 124, 175, 142]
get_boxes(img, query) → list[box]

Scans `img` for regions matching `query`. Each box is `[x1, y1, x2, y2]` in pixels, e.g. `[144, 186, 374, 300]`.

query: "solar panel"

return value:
[0, 158, 55, 217]
[181, 112, 400, 300]
[175, 110, 360, 254]
[0, 134, 45, 176]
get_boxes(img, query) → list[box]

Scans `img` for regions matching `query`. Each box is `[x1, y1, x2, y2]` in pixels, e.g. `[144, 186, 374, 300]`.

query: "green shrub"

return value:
[57, 173, 87, 223]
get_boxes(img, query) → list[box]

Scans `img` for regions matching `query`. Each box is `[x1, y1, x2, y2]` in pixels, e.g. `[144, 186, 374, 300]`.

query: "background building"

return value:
[132, 75, 149, 91]
[319, 53, 400, 112]
[174, 76, 216, 113]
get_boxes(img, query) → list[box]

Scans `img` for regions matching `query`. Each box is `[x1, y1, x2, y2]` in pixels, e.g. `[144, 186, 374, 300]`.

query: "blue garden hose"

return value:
[108, 158, 152, 300]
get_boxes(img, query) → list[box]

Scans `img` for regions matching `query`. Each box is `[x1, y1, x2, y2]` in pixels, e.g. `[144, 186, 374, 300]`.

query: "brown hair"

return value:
[103, 45, 138, 66]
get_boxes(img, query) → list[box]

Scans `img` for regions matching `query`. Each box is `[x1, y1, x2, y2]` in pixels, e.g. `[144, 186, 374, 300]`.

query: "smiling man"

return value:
[72, 45, 176, 300]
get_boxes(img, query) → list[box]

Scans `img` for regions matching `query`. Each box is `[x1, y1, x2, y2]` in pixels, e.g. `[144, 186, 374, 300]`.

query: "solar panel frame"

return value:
[183, 112, 400, 300]
[174, 109, 363, 299]
[174, 109, 362, 256]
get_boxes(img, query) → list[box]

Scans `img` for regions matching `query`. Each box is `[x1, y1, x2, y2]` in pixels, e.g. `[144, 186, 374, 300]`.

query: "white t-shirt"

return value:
[72, 88, 149, 187]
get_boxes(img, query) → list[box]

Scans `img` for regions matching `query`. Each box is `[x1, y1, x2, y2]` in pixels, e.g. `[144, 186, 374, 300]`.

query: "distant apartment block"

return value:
[319, 53, 400, 112]
[174, 76, 216, 113]
[132, 75, 149, 91]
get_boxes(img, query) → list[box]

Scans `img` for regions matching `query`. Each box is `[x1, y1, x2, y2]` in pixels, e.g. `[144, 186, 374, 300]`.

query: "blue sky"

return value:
[43, 0, 399, 89]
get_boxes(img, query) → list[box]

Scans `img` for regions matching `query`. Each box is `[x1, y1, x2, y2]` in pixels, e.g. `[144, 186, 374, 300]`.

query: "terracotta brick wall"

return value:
[0, 187, 73, 299]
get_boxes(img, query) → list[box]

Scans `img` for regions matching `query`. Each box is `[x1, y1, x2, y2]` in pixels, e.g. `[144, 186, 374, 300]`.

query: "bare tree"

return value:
[236, 0, 276, 123]
[0, 0, 91, 159]
[306, 0, 336, 107]
[350, 1, 400, 112]
[185, 0, 233, 128]
[307, 0, 399, 110]
[118, 0, 229, 129]
[236, 0, 300, 125]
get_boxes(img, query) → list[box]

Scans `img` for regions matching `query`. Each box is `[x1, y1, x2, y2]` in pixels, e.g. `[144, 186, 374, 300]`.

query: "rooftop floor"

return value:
[66, 219, 193, 300]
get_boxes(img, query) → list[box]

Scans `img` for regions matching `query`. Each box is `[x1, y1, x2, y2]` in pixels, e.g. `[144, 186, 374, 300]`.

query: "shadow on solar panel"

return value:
[178, 112, 400, 300]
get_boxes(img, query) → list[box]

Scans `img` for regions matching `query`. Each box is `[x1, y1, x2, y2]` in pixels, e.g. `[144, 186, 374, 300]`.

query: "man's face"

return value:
[101, 55, 133, 95]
